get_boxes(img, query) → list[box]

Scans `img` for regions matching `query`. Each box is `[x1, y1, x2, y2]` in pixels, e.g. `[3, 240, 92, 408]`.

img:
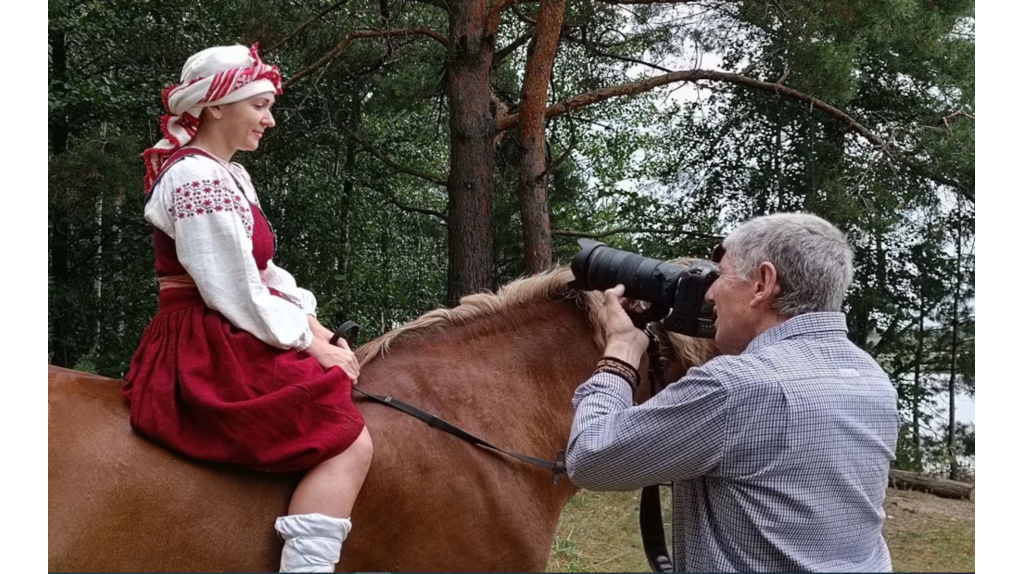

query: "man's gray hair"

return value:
[722, 212, 854, 316]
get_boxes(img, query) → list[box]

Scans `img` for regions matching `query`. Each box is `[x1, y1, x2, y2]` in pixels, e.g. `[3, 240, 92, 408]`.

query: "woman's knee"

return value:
[350, 426, 373, 471]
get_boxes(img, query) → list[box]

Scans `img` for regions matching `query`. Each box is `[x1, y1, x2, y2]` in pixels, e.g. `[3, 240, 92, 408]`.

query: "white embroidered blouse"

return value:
[144, 153, 316, 351]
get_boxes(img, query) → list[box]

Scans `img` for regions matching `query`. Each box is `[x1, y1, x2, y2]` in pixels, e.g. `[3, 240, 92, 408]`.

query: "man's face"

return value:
[704, 252, 760, 354]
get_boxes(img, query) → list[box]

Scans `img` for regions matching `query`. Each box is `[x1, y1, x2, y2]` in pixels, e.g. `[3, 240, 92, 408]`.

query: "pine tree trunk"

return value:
[947, 213, 962, 480]
[445, 1, 496, 305]
[49, 26, 70, 156]
[334, 92, 361, 319]
[912, 297, 925, 471]
[49, 25, 71, 367]
[517, 0, 564, 274]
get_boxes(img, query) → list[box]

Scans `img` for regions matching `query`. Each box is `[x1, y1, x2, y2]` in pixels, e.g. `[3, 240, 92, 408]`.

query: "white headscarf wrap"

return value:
[142, 43, 282, 190]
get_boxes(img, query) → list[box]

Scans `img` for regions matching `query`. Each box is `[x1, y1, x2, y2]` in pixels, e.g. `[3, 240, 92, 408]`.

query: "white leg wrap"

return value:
[275, 513, 352, 573]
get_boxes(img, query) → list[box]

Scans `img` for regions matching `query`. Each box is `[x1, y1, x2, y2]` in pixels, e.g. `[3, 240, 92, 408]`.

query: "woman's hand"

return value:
[307, 315, 354, 350]
[306, 337, 361, 383]
[597, 285, 649, 368]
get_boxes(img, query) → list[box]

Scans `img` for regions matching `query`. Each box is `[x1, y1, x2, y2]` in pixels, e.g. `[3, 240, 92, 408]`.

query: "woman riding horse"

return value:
[126, 43, 370, 573]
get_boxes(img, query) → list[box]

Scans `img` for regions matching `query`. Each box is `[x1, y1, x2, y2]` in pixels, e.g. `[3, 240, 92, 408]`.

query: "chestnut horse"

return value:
[48, 268, 715, 572]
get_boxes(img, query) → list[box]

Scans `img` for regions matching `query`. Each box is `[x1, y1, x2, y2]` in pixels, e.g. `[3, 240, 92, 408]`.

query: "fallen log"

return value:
[889, 468, 975, 502]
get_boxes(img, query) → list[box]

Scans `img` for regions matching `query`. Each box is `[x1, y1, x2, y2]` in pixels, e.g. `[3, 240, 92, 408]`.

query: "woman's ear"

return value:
[204, 105, 224, 121]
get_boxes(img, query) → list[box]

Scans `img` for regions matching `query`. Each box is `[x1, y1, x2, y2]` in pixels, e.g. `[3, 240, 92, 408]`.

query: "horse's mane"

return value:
[356, 266, 716, 369]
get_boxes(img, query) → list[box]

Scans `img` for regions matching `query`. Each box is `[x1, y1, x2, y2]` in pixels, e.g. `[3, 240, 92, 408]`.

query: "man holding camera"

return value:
[565, 212, 900, 572]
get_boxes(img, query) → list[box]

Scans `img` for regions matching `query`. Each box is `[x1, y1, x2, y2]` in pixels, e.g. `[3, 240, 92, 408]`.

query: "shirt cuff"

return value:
[294, 326, 315, 352]
[573, 371, 635, 410]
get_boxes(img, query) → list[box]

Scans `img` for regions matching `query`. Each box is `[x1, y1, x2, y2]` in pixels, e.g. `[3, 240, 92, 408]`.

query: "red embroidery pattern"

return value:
[169, 179, 254, 237]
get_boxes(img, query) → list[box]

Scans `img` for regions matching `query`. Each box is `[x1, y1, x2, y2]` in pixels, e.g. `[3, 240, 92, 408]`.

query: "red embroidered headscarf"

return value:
[142, 43, 283, 190]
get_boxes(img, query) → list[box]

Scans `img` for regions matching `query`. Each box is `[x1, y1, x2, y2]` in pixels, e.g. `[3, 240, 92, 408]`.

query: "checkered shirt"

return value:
[567, 312, 900, 572]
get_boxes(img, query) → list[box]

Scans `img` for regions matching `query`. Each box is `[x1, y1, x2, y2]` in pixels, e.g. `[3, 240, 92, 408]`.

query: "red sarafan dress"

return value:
[123, 147, 364, 472]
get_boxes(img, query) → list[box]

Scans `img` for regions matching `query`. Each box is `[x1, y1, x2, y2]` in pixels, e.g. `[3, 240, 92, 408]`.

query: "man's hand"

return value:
[597, 285, 649, 368]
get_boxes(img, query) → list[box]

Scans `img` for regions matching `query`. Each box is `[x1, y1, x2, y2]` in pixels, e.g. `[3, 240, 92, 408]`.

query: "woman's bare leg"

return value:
[289, 427, 373, 517]
[276, 427, 373, 572]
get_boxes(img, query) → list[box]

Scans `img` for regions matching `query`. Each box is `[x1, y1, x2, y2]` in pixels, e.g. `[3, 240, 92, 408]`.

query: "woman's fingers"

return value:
[341, 351, 360, 382]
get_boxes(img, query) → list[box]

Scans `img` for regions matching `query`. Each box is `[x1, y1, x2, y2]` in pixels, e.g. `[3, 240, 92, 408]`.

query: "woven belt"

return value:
[158, 274, 197, 290]
[158, 270, 268, 290]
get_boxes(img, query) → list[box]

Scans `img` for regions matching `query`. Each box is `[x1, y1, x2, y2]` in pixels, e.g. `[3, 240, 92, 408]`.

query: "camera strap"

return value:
[640, 325, 675, 573]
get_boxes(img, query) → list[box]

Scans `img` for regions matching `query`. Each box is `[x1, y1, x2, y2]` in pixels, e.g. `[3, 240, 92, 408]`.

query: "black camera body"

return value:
[568, 239, 719, 339]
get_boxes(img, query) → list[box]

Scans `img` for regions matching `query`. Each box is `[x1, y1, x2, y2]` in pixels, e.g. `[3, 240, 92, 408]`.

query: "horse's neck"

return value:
[359, 296, 602, 455]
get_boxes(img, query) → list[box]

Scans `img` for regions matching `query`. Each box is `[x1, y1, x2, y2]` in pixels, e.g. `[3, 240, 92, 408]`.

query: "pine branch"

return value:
[497, 69, 886, 147]
[497, 68, 975, 203]
[339, 123, 448, 187]
[264, 0, 351, 56]
[553, 227, 722, 240]
[285, 27, 450, 87]
[494, 31, 534, 67]
[385, 196, 448, 222]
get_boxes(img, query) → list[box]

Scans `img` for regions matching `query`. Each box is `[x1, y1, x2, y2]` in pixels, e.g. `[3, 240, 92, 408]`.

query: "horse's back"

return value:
[48, 366, 296, 572]
[48, 355, 567, 572]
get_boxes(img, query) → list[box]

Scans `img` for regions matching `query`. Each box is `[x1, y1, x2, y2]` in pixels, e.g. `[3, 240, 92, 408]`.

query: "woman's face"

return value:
[215, 93, 276, 152]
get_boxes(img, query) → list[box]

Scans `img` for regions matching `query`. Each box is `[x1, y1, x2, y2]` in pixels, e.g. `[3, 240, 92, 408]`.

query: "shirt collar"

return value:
[743, 312, 849, 354]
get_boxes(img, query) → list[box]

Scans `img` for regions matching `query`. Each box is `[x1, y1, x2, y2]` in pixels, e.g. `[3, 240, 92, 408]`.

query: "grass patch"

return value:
[886, 519, 974, 573]
[549, 489, 974, 572]
[547, 489, 668, 573]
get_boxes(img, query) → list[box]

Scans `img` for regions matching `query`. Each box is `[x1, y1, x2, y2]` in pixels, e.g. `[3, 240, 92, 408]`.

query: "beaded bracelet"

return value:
[599, 356, 640, 380]
[595, 356, 640, 392]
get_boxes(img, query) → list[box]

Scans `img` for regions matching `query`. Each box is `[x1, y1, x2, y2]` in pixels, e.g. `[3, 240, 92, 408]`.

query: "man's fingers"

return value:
[604, 285, 625, 305]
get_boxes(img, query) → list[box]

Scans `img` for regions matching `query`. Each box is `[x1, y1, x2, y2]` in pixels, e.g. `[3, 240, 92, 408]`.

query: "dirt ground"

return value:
[884, 486, 975, 529]
[882, 487, 975, 573]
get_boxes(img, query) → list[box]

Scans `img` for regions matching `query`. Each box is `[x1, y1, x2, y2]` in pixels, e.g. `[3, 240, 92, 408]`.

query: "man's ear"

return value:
[749, 261, 781, 308]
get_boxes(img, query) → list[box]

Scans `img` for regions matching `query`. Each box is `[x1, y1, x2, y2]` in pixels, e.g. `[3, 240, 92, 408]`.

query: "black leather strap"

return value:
[641, 485, 675, 573]
[351, 386, 567, 484]
[639, 325, 674, 572]
[330, 321, 360, 346]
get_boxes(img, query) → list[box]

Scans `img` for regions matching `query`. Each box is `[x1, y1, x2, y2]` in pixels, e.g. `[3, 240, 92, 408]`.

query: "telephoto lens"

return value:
[568, 239, 720, 338]
[569, 239, 686, 308]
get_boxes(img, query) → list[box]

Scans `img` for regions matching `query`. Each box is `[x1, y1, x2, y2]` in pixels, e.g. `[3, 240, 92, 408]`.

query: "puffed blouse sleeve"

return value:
[263, 260, 318, 316]
[143, 156, 314, 351]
